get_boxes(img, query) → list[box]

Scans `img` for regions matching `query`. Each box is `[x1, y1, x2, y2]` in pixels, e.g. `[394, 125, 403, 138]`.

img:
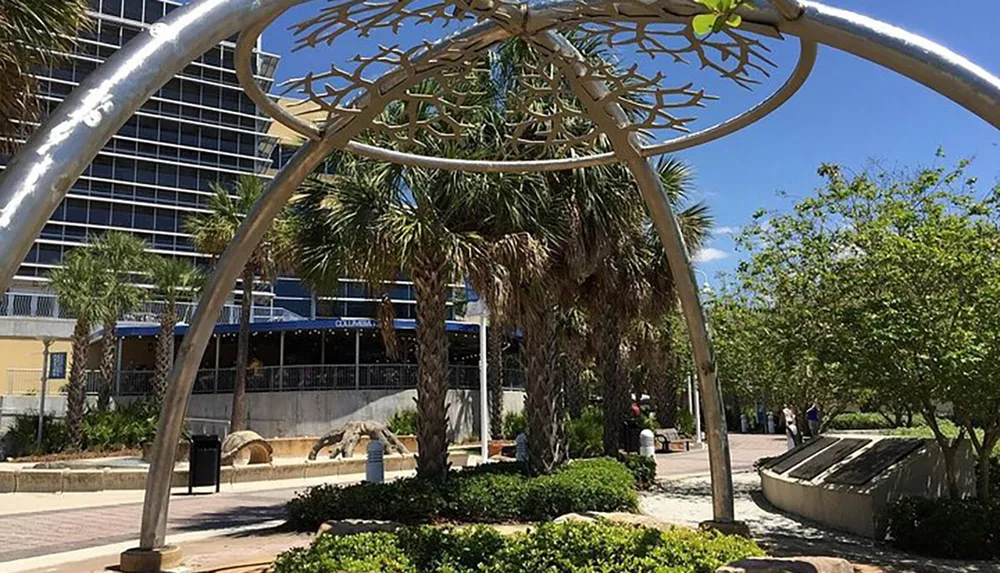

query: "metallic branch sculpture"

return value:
[307, 421, 411, 461]
[0, 0, 997, 569]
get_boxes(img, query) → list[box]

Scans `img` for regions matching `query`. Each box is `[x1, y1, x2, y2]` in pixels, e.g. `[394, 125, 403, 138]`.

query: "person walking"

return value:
[806, 403, 821, 438]
[783, 405, 800, 450]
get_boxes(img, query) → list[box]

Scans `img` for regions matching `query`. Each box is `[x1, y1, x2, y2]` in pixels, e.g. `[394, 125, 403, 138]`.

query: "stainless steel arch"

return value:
[0, 0, 995, 567]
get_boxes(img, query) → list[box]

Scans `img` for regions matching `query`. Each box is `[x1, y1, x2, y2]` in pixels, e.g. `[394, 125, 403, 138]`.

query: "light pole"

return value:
[36, 338, 53, 448]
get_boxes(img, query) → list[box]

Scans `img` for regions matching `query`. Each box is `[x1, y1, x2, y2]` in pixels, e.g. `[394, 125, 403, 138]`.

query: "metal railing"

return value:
[3, 364, 525, 396]
[1, 291, 305, 325]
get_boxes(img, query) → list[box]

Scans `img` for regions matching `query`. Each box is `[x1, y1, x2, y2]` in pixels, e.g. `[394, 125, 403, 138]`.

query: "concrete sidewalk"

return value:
[0, 434, 786, 569]
[0, 470, 414, 563]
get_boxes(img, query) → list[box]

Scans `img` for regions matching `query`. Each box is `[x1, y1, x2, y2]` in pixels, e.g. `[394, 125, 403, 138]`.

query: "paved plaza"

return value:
[1, 435, 787, 571]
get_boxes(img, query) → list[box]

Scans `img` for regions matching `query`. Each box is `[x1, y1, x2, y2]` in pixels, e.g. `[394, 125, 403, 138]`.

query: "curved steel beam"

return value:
[0, 0, 305, 291]
[779, 1, 1000, 129]
[140, 138, 336, 549]
[532, 29, 736, 522]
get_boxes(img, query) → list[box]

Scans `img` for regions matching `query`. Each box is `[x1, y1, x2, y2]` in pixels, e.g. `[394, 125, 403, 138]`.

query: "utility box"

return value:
[188, 434, 222, 494]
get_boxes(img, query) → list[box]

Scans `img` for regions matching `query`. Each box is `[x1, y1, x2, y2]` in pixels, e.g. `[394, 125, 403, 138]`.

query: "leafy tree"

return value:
[0, 0, 89, 154]
[91, 232, 148, 411]
[186, 176, 287, 432]
[149, 256, 204, 406]
[48, 249, 104, 447]
[719, 154, 1000, 497]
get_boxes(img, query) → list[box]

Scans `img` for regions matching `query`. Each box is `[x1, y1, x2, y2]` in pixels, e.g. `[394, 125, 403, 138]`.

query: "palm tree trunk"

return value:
[412, 255, 450, 479]
[231, 269, 253, 432]
[98, 317, 116, 411]
[487, 321, 505, 440]
[67, 319, 90, 449]
[154, 301, 177, 407]
[650, 344, 681, 429]
[597, 311, 627, 456]
[523, 300, 563, 474]
[562, 333, 586, 418]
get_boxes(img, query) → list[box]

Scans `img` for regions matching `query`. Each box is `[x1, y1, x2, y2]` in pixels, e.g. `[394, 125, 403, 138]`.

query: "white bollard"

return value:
[366, 440, 384, 483]
[639, 429, 655, 458]
[515, 433, 529, 463]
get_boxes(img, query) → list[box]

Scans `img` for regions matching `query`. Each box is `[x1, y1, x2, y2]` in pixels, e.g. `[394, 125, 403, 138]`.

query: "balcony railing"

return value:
[3, 365, 525, 396]
[1, 291, 304, 325]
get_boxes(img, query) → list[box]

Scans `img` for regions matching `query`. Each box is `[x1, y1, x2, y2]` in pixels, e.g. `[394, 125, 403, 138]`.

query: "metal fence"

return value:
[3, 364, 524, 396]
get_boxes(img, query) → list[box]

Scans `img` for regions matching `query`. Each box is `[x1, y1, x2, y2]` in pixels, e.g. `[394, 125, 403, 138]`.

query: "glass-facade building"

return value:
[0, 0, 440, 321]
[7, 0, 277, 286]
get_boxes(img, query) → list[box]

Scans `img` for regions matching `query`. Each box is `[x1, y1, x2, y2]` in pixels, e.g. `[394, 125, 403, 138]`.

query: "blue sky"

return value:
[262, 1, 1000, 286]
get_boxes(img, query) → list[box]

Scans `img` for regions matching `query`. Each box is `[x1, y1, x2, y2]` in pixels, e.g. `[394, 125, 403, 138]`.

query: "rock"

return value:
[700, 519, 751, 538]
[317, 519, 401, 536]
[716, 557, 854, 573]
[554, 512, 675, 532]
[220, 431, 273, 466]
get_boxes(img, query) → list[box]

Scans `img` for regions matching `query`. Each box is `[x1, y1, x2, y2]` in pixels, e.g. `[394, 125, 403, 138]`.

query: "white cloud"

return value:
[715, 226, 739, 235]
[692, 247, 729, 263]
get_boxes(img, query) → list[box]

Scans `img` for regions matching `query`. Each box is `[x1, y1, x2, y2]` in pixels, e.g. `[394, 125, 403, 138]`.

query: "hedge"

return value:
[272, 521, 765, 573]
[286, 458, 639, 531]
[888, 496, 1000, 559]
[826, 412, 895, 431]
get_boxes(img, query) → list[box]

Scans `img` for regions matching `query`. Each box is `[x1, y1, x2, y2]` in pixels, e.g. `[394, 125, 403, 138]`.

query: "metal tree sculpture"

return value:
[0, 0, 996, 568]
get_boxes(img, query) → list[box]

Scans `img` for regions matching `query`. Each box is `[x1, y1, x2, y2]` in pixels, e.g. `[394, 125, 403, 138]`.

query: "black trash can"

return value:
[620, 421, 641, 453]
[188, 434, 221, 494]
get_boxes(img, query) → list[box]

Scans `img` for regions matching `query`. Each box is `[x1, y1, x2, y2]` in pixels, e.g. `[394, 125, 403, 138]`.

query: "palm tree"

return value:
[0, 0, 89, 154]
[186, 176, 284, 432]
[91, 232, 148, 411]
[589, 160, 711, 455]
[291, 144, 544, 479]
[48, 249, 104, 447]
[149, 256, 204, 405]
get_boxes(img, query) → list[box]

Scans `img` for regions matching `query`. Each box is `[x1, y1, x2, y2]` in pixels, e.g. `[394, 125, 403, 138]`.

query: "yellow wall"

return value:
[0, 337, 75, 395]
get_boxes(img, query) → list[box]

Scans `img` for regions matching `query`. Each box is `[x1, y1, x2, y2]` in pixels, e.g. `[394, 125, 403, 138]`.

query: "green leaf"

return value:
[692, 13, 718, 36]
[726, 13, 742, 27]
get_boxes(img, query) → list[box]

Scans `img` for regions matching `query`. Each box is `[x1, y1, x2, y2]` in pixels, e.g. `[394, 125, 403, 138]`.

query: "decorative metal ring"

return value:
[236, 5, 816, 173]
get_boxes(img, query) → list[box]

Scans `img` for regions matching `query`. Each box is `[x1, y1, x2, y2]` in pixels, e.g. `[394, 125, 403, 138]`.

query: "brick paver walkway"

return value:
[0, 487, 295, 562]
[0, 434, 786, 564]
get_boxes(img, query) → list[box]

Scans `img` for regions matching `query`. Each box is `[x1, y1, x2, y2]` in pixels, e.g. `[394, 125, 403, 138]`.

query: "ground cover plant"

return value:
[286, 458, 639, 531]
[272, 520, 764, 573]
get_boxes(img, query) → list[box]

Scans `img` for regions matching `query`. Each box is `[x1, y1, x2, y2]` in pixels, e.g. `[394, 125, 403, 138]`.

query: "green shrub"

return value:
[522, 458, 639, 520]
[566, 406, 604, 458]
[286, 458, 638, 530]
[387, 409, 418, 435]
[273, 521, 765, 573]
[82, 400, 159, 450]
[1, 411, 70, 458]
[826, 412, 895, 431]
[677, 409, 695, 437]
[619, 453, 657, 489]
[501, 411, 526, 440]
[887, 497, 1000, 559]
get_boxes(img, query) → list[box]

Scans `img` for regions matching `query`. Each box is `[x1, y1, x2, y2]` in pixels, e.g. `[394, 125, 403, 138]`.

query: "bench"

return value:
[654, 428, 692, 453]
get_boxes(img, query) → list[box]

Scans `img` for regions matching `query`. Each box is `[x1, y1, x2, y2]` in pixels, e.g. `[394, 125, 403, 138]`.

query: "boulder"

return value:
[554, 512, 674, 532]
[221, 431, 273, 466]
[716, 557, 854, 573]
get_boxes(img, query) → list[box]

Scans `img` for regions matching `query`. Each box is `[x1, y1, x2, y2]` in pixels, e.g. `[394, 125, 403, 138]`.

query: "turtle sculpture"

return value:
[308, 421, 410, 461]
[220, 430, 273, 466]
